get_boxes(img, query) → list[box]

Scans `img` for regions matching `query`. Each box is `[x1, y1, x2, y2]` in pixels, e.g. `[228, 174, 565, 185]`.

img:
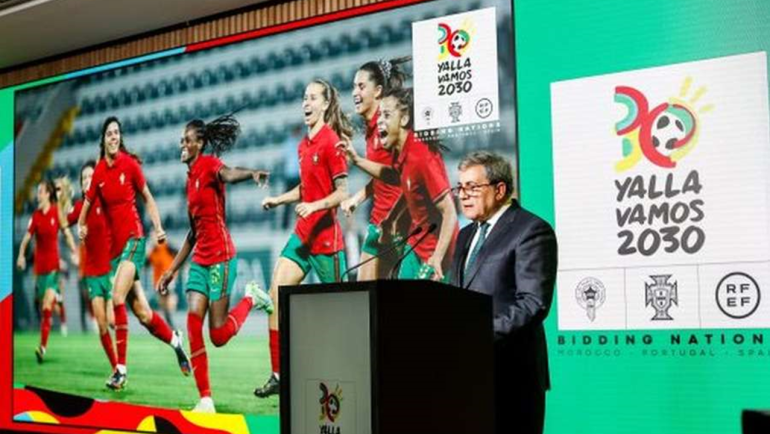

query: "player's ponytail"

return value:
[55, 176, 73, 213]
[313, 79, 353, 141]
[358, 56, 412, 95]
[186, 115, 240, 156]
[99, 116, 143, 164]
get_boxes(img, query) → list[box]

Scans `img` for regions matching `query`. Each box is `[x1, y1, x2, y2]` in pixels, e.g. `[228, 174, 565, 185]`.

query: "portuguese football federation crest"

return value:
[645, 274, 678, 320]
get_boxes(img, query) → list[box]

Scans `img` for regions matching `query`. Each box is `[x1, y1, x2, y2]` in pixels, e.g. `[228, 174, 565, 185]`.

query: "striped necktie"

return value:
[464, 221, 490, 282]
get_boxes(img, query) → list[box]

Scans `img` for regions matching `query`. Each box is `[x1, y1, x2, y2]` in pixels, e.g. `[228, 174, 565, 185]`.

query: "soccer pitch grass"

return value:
[14, 332, 279, 416]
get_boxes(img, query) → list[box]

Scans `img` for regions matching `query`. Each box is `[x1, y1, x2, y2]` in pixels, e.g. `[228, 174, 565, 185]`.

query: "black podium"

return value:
[279, 280, 494, 434]
[743, 410, 770, 434]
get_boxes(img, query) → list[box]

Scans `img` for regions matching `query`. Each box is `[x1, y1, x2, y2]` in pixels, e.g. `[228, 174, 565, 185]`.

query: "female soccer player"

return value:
[17, 179, 78, 363]
[255, 79, 352, 398]
[78, 116, 189, 391]
[341, 88, 458, 280]
[341, 57, 411, 280]
[66, 161, 118, 373]
[156, 114, 273, 413]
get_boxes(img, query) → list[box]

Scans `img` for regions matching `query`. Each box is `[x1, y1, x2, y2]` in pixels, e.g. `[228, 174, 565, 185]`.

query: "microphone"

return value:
[339, 225, 424, 281]
[388, 223, 438, 279]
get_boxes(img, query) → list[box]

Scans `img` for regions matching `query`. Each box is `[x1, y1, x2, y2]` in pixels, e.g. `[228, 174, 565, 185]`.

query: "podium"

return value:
[279, 280, 494, 434]
[743, 410, 770, 434]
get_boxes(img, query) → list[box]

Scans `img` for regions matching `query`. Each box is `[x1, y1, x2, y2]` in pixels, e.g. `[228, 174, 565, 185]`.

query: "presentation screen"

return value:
[0, 0, 516, 433]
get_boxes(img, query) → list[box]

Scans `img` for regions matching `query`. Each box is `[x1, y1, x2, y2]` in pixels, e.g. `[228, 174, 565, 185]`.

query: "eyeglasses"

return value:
[452, 183, 495, 197]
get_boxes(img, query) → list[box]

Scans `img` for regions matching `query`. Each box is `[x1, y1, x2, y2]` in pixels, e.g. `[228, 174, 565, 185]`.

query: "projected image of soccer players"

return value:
[156, 115, 274, 413]
[78, 116, 191, 391]
[341, 88, 459, 281]
[16, 180, 78, 364]
[256, 79, 352, 398]
[341, 57, 411, 280]
[63, 161, 119, 375]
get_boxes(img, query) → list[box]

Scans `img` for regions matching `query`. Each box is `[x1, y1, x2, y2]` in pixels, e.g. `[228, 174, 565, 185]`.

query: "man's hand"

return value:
[295, 202, 319, 219]
[16, 256, 26, 271]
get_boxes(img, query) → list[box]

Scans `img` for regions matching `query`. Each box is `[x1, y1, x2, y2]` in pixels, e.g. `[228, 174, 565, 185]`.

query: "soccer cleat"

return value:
[106, 370, 127, 391]
[192, 397, 216, 413]
[35, 346, 45, 364]
[253, 373, 280, 398]
[245, 281, 274, 315]
[171, 330, 192, 376]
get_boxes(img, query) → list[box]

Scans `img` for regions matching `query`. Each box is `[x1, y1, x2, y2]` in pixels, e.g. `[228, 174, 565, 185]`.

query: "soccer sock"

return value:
[188, 313, 211, 398]
[59, 301, 67, 325]
[40, 309, 52, 349]
[269, 329, 280, 374]
[210, 297, 253, 347]
[114, 304, 129, 367]
[100, 331, 117, 369]
[145, 311, 173, 344]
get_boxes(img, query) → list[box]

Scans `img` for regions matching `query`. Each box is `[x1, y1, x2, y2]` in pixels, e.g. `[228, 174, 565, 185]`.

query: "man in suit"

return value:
[451, 151, 557, 434]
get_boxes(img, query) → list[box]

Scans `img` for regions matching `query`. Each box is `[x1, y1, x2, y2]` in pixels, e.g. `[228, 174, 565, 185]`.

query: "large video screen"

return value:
[1, 0, 516, 433]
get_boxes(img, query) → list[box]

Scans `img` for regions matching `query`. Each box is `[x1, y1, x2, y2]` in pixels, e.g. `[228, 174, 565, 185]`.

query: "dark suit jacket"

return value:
[451, 200, 557, 391]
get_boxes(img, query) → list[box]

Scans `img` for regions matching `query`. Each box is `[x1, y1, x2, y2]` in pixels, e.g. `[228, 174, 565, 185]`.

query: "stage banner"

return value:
[552, 52, 770, 331]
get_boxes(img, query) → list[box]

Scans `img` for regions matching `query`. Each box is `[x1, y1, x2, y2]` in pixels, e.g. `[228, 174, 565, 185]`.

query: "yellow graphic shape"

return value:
[181, 410, 250, 434]
[20, 411, 60, 424]
[668, 76, 714, 163]
[137, 416, 158, 432]
[615, 128, 642, 173]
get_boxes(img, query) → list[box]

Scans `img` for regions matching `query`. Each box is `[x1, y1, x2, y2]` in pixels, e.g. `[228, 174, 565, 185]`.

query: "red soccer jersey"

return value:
[68, 199, 112, 277]
[296, 124, 347, 255]
[187, 155, 236, 266]
[86, 151, 146, 260]
[393, 131, 458, 262]
[27, 205, 60, 275]
[366, 109, 402, 226]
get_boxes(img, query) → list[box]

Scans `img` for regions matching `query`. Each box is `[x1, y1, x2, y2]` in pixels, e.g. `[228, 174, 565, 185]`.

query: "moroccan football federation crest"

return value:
[575, 277, 606, 322]
[645, 274, 678, 320]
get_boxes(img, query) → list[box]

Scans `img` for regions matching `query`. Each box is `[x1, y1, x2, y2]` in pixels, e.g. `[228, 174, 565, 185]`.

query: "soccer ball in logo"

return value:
[651, 110, 687, 157]
[451, 31, 469, 54]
